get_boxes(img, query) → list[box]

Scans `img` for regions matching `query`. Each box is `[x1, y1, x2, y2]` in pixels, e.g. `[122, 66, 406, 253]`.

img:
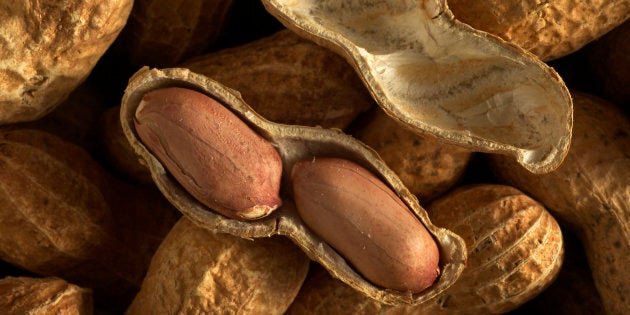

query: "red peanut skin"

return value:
[291, 157, 440, 293]
[134, 87, 282, 220]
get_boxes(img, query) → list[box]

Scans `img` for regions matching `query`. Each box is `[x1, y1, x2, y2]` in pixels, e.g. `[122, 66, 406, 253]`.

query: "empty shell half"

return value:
[261, 0, 573, 174]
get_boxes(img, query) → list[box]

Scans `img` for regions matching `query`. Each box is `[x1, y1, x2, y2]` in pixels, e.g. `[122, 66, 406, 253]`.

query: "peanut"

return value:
[0, 276, 93, 315]
[0, 128, 179, 312]
[354, 109, 473, 202]
[262, 0, 573, 174]
[114, 0, 234, 68]
[134, 87, 283, 220]
[126, 217, 310, 314]
[120, 67, 467, 305]
[447, 0, 630, 61]
[489, 91, 630, 315]
[0, 0, 133, 125]
[291, 157, 440, 293]
[424, 184, 564, 314]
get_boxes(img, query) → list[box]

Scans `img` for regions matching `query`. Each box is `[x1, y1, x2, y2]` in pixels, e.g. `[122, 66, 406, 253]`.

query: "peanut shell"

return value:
[489, 91, 630, 315]
[115, 0, 234, 67]
[181, 29, 374, 129]
[126, 217, 309, 314]
[354, 109, 473, 202]
[510, 228, 605, 315]
[0, 276, 93, 315]
[0, 128, 178, 312]
[261, 0, 573, 174]
[286, 266, 406, 315]
[447, 0, 630, 61]
[423, 184, 564, 314]
[0, 0, 133, 124]
[120, 67, 466, 305]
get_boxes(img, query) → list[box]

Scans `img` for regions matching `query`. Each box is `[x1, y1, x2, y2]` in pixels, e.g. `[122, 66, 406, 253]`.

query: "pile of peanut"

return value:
[1, 1, 628, 314]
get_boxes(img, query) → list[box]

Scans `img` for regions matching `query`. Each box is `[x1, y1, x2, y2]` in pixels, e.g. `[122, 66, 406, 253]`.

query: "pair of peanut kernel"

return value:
[134, 87, 439, 293]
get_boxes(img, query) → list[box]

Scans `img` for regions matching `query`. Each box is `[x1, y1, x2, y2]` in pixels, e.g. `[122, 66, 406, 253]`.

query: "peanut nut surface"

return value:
[292, 157, 440, 293]
[134, 87, 283, 220]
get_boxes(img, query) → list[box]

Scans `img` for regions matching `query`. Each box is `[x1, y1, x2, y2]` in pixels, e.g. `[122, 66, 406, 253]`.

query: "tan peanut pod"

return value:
[0, 0, 133, 125]
[0, 128, 176, 312]
[126, 217, 309, 314]
[285, 184, 564, 314]
[286, 266, 416, 315]
[354, 109, 473, 202]
[422, 184, 564, 314]
[261, 0, 573, 174]
[0, 276, 93, 315]
[586, 20, 630, 106]
[181, 29, 374, 129]
[447, 0, 630, 61]
[489, 91, 630, 315]
[115, 0, 234, 67]
[120, 67, 466, 305]
[511, 229, 605, 315]
[0, 129, 117, 271]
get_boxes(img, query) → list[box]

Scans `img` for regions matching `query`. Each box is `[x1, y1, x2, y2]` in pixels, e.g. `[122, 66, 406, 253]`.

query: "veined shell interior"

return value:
[262, 0, 573, 174]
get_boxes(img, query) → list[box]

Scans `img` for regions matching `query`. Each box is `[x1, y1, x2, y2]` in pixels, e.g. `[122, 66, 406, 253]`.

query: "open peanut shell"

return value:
[120, 67, 466, 305]
[261, 0, 573, 174]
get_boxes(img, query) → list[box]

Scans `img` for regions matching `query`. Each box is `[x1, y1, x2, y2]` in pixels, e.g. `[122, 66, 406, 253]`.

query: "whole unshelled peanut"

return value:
[134, 87, 283, 220]
[125, 217, 310, 314]
[291, 157, 440, 293]
[0, 0, 132, 125]
[354, 109, 473, 202]
[423, 184, 564, 314]
[0, 276, 93, 315]
[115, 0, 234, 67]
[447, 0, 629, 61]
[490, 91, 630, 315]
[0, 128, 179, 312]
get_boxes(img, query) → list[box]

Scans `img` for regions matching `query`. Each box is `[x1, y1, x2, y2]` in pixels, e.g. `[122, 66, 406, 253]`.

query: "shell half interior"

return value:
[262, 0, 573, 174]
